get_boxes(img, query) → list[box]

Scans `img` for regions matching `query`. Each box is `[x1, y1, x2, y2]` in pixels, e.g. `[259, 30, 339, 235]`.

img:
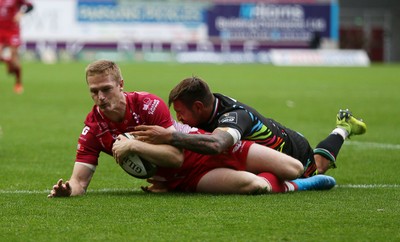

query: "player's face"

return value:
[87, 73, 124, 114]
[172, 100, 202, 127]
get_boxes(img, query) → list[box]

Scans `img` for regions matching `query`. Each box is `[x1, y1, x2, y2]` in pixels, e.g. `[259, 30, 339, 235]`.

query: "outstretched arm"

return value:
[112, 134, 183, 168]
[48, 163, 94, 198]
[133, 125, 235, 154]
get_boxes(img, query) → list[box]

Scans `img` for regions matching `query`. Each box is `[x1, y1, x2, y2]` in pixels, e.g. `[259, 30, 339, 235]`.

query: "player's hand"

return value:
[48, 179, 72, 198]
[141, 178, 168, 193]
[132, 125, 172, 144]
[112, 134, 133, 165]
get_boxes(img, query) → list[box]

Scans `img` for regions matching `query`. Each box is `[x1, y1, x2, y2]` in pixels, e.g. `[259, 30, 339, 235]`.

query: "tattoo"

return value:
[170, 131, 234, 154]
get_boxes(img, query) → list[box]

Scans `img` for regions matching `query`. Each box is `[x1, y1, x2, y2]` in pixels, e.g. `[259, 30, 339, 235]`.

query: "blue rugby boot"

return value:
[292, 175, 336, 191]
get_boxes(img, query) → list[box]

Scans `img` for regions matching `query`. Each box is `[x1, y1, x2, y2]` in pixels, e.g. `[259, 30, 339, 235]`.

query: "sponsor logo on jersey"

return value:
[142, 98, 159, 114]
[149, 99, 160, 115]
[142, 98, 151, 111]
[220, 112, 237, 124]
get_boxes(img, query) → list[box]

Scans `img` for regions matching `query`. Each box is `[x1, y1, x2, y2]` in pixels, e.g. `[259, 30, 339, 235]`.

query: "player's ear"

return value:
[119, 79, 124, 90]
[193, 101, 204, 112]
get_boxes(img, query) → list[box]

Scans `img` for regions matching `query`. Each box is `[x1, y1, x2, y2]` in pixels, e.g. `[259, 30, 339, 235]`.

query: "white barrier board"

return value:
[270, 49, 370, 66]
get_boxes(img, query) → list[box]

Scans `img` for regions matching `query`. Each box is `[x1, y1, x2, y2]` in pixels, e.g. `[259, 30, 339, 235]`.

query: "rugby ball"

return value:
[119, 133, 157, 179]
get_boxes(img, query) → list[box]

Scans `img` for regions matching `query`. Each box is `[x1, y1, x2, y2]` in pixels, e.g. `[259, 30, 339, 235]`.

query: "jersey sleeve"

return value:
[75, 125, 103, 166]
[217, 109, 253, 137]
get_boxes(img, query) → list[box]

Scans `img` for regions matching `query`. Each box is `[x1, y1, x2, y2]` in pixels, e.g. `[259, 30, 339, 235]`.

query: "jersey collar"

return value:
[207, 95, 219, 125]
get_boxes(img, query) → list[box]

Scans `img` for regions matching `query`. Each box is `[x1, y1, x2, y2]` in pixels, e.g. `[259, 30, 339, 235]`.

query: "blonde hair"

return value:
[85, 60, 123, 84]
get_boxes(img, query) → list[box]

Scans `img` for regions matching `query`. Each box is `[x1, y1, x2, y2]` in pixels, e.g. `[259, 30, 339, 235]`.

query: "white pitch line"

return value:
[0, 190, 49, 194]
[337, 184, 400, 188]
[0, 188, 138, 195]
[344, 141, 400, 150]
[0, 185, 399, 194]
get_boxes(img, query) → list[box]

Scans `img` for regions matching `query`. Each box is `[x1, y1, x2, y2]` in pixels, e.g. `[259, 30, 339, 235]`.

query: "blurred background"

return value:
[18, 0, 400, 65]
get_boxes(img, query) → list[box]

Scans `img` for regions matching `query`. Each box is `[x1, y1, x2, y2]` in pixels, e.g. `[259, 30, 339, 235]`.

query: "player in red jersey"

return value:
[48, 60, 182, 197]
[0, 0, 33, 94]
[48, 60, 334, 197]
[113, 121, 335, 194]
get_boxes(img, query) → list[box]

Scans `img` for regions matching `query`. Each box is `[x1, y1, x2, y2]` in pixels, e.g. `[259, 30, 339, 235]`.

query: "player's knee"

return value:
[278, 160, 304, 180]
[291, 161, 305, 179]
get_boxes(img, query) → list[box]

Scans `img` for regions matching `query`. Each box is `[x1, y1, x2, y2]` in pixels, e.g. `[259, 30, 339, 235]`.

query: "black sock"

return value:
[314, 133, 344, 161]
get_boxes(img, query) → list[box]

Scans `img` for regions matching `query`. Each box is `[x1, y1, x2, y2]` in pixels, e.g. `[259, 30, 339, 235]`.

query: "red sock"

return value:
[258, 172, 298, 193]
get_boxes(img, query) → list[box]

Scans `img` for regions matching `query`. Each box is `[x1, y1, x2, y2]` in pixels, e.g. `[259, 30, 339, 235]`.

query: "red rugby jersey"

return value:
[75, 92, 173, 165]
[0, 0, 32, 31]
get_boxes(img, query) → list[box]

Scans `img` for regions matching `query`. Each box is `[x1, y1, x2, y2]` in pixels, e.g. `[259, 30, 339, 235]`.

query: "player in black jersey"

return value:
[133, 77, 367, 178]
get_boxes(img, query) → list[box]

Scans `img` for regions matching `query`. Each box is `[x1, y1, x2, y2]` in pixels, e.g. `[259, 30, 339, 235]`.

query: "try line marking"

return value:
[337, 184, 400, 188]
[0, 185, 399, 194]
[0, 188, 138, 194]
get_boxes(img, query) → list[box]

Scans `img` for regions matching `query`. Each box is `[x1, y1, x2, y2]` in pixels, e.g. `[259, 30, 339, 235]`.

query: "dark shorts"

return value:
[285, 129, 317, 177]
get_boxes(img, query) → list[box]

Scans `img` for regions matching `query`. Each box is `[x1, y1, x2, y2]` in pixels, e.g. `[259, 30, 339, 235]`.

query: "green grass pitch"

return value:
[0, 61, 399, 241]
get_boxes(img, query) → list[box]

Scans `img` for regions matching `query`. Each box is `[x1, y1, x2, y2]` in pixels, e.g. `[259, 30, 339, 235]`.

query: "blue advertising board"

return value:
[207, 2, 338, 47]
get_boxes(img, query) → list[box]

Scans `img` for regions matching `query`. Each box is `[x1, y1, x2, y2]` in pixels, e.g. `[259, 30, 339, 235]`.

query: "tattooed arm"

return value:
[133, 125, 236, 154]
[170, 128, 235, 154]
